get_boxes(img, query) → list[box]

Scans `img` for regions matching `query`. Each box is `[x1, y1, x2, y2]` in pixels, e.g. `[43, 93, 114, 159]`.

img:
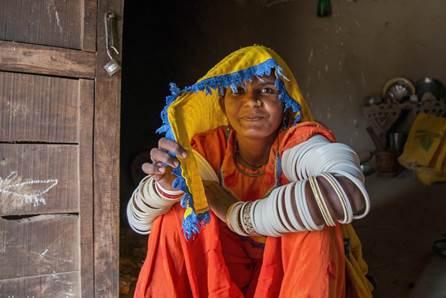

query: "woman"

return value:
[128, 45, 373, 297]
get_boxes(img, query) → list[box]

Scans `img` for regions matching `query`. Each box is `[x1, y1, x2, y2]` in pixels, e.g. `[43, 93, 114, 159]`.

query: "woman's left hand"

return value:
[203, 180, 238, 223]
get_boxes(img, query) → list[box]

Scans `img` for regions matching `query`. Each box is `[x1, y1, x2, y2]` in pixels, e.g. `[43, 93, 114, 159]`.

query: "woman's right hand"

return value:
[141, 138, 187, 191]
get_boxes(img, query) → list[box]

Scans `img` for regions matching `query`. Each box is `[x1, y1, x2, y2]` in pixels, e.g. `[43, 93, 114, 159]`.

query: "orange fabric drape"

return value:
[134, 122, 346, 298]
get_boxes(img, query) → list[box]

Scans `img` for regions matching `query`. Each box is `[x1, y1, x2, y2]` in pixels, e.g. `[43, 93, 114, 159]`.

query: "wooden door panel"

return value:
[0, 72, 79, 143]
[0, 144, 79, 216]
[0, 0, 96, 51]
[0, 214, 79, 279]
[0, 215, 80, 296]
[0, 0, 122, 296]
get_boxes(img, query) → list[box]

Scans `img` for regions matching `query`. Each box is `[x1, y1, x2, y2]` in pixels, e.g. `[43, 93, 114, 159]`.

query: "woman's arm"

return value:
[282, 135, 369, 223]
[221, 135, 370, 237]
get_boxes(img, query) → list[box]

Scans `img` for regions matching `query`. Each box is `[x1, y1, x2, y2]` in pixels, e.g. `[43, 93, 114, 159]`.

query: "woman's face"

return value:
[223, 75, 283, 140]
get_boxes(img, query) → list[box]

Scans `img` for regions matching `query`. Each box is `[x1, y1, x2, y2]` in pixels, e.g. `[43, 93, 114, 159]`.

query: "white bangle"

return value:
[143, 176, 179, 208]
[309, 176, 336, 227]
[155, 181, 184, 196]
[331, 170, 370, 219]
[319, 172, 353, 224]
[284, 183, 305, 232]
[226, 201, 248, 236]
[240, 201, 256, 235]
[300, 179, 324, 230]
[277, 183, 295, 232]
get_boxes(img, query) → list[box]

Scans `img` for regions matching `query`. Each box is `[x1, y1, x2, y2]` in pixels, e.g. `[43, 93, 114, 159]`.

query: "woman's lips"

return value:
[240, 112, 266, 121]
[240, 116, 265, 121]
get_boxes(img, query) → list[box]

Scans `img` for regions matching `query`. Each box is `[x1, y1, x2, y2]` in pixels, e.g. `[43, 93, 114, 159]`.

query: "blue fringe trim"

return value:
[156, 58, 302, 239]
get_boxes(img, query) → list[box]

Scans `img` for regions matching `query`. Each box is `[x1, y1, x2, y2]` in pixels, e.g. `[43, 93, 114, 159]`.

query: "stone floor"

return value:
[119, 170, 446, 297]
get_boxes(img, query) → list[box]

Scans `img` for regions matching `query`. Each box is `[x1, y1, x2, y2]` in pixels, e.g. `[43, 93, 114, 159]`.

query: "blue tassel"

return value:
[182, 211, 200, 240]
[182, 208, 211, 240]
[169, 82, 181, 97]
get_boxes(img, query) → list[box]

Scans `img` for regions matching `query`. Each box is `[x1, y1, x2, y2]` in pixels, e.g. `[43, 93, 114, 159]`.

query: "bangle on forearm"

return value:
[226, 201, 248, 236]
[309, 176, 336, 227]
[240, 201, 256, 235]
[299, 180, 324, 231]
[319, 172, 353, 224]
[142, 177, 180, 209]
[127, 175, 179, 235]
[154, 181, 184, 200]
[330, 170, 370, 219]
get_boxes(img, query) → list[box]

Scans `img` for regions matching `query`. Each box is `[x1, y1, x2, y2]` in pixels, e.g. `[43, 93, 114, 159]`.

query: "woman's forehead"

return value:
[235, 74, 276, 88]
[252, 74, 275, 84]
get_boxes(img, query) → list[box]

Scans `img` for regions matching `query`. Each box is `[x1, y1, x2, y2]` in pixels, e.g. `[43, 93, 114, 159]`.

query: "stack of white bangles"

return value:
[225, 135, 371, 237]
[127, 175, 183, 234]
[127, 149, 218, 235]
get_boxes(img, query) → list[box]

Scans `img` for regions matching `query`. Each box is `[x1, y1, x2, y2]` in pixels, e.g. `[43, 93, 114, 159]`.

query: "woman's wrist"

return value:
[154, 181, 183, 201]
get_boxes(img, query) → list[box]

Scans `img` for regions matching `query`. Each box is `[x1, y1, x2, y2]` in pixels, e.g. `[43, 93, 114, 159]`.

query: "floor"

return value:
[120, 230, 146, 297]
[355, 171, 446, 298]
[119, 170, 446, 297]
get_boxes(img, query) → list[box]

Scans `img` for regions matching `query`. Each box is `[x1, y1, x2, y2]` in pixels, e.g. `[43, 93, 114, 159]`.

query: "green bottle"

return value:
[317, 0, 332, 17]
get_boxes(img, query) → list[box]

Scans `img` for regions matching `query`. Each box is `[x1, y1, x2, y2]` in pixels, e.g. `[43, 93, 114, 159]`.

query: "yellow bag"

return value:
[398, 113, 446, 185]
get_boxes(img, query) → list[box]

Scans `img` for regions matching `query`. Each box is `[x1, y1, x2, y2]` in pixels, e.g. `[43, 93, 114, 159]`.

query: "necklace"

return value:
[234, 144, 268, 177]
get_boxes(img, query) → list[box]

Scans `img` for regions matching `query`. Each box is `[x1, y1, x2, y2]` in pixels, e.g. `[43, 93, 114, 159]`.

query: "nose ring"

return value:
[254, 99, 262, 107]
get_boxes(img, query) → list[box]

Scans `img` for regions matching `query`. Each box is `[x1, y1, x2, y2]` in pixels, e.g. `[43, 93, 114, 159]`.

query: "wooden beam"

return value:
[0, 41, 96, 78]
[93, 0, 123, 297]
[78, 79, 95, 297]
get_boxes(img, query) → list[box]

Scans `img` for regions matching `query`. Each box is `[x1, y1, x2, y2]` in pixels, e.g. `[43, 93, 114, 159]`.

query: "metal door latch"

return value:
[104, 12, 121, 76]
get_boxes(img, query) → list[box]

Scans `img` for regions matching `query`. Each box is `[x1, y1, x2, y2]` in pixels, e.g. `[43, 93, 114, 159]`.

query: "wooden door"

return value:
[0, 0, 123, 297]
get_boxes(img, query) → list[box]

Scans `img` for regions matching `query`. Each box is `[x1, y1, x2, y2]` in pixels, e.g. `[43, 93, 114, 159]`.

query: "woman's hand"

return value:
[203, 180, 238, 223]
[141, 138, 187, 191]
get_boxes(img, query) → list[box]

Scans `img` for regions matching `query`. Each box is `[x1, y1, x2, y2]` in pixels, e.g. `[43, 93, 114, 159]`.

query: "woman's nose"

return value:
[242, 91, 259, 106]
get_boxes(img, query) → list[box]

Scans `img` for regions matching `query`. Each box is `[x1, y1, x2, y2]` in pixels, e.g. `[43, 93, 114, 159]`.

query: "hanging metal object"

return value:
[317, 0, 332, 17]
[104, 12, 121, 76]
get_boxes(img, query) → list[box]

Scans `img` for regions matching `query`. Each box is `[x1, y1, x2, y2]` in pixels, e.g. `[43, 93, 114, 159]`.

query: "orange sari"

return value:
[134, 122, 346, 298]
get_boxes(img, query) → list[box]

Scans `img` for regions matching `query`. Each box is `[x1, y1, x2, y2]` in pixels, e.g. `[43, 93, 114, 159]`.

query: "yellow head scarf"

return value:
[157, 45, 312, 238]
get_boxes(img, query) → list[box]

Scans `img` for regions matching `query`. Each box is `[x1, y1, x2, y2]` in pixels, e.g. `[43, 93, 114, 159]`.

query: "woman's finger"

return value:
[150, 148, 179, 168]
[158, 138, 187, 158]
[141, 162, 165, 176]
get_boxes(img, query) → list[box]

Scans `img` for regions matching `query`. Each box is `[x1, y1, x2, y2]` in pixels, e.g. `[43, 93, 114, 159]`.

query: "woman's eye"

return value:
[261, 87, 277, 94]
[232, 86, 246, 95]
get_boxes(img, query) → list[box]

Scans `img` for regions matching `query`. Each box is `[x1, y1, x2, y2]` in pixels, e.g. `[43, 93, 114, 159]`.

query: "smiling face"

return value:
[223, 75, 284, 141]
